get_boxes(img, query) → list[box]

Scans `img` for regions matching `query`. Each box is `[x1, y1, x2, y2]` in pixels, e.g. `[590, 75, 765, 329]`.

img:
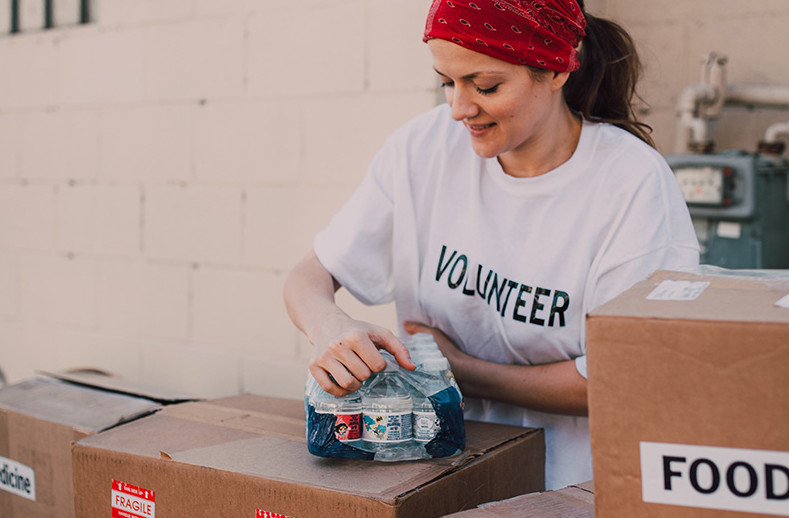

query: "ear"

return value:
[551, 71, 571, 92]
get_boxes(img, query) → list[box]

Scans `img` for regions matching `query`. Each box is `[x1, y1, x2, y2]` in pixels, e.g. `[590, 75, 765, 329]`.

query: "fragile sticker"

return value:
[0, 456, 35, 501]
[112, 479, 155, 518]
[256, 510, 294, 518]
[640, 442, 789, 515]
[646, 280, 710, 301]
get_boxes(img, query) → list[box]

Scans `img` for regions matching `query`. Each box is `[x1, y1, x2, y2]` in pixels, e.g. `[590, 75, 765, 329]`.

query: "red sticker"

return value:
[256, 511, 293, 518]
[111, 479, 155, 518]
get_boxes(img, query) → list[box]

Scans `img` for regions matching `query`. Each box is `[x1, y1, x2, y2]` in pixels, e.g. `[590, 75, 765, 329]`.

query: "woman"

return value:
[284, 0, 699, 489]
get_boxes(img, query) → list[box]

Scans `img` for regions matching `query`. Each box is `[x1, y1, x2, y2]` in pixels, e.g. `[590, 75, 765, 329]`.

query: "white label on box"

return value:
[0, 456, 35, 501]
[641, 442, 789, 516]
[776, 293, 789, 309]
[112, 479, 155, 518]
[717, 221, 742, 239]
[646, 280, 710, 301]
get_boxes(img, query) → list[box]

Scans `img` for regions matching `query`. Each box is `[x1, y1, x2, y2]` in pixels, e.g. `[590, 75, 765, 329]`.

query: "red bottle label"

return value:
[334, 413, 362, 441]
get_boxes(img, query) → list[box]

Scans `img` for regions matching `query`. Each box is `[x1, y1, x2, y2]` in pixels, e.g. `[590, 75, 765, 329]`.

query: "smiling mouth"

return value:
[465, 121, 496, 135]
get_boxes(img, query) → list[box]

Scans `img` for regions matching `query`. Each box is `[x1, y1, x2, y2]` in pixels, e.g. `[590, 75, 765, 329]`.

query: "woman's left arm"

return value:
[403, 321, 588, 417]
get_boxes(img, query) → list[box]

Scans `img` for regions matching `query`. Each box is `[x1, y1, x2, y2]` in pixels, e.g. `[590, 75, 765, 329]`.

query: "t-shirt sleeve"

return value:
[313, 140, 398, 306]
[576, 148, 699, 380]
[587, 148, 700, 312]
[574, 355, 588, 379]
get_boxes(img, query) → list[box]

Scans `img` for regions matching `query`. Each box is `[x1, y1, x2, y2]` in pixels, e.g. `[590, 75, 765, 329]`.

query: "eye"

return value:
[476, 84, 500, 95]
[439, 80, 455, 89]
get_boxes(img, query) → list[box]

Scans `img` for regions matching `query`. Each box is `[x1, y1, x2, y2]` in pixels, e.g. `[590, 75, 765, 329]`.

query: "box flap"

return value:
[77, 396, 542, 504]
[590, 268, 789, 324]
[573, 480, 594, 493]
[0, 377, 163, 433]
[40, 368, 196, 403]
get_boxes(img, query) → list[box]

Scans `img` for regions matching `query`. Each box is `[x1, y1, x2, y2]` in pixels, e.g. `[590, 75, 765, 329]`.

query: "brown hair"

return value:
[563, 4, 654, 147]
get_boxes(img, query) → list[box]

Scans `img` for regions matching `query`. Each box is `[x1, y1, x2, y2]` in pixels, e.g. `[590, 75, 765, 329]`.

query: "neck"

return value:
[498, 106, 582, 178]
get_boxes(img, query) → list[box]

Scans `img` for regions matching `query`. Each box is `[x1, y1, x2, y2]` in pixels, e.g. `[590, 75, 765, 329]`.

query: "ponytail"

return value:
[563, 6, 654, 147]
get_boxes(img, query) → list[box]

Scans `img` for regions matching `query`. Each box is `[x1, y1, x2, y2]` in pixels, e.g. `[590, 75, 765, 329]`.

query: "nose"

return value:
[448, 85, 479, 122]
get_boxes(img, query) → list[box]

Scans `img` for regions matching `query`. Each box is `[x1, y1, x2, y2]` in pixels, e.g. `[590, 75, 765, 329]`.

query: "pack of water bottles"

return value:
[304, 333, 465, 461]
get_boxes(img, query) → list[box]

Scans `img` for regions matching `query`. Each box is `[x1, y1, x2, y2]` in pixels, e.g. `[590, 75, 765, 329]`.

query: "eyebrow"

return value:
[433, 66, 503, 81]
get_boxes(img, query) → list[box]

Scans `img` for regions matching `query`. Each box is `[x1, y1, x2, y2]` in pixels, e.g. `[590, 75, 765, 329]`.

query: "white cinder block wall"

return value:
[1, 0, 788, 400]
[608, 0, 789, 154]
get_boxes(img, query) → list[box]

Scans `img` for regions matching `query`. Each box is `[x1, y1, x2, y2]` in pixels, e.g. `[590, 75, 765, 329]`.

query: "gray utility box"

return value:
[666, 150, 789, 268]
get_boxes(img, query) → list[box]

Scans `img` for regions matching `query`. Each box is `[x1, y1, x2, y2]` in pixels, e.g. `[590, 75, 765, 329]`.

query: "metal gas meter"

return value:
[665, 151, 789, 268]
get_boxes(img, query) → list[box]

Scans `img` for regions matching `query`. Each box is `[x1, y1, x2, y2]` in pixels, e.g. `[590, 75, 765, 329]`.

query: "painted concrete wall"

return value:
[609, 0, 789, 153]
[0, 0, 787, 399]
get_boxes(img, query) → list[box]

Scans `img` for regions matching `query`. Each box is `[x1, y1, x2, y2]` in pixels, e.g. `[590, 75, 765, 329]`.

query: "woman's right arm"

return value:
[283, 249, 414, 396]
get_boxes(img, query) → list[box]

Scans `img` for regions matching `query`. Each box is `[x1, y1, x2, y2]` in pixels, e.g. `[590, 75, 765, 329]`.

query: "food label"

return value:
[0, 456, 35, 501]
[641, 442, 789, 515]
[413, 410, 440, 442]
[333, 413, 362, 441]
[362, 411, 412, 442]
[112, 479, 155, 518]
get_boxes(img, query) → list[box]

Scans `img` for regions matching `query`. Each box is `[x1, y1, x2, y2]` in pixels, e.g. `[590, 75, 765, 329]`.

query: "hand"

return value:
[283, 250, 415, 397]
[405, 321, 588, 416]
[309, 317, 415, 397]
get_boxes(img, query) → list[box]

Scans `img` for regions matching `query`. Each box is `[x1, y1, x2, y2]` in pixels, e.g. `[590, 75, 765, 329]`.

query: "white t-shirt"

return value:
[314, 103, 699, 489]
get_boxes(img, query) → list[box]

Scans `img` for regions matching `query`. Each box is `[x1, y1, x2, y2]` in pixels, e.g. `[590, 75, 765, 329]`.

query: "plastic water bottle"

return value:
[405, 333, 462, 398]
[406, 333, 441, 364]
[361, 366, 413, 450]
[412, 355, 451, 442]
[312, 392, 363, 443]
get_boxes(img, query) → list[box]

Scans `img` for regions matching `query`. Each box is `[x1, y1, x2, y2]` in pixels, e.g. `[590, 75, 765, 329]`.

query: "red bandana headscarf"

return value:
[423, 0, 586, 72]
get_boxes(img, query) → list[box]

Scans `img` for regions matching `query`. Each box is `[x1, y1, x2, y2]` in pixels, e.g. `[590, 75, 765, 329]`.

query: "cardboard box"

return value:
[72, 394, 545, 518]
[0, 370, 193, 518]
[442, 480, 594, 517]
[587, 269, 789, 517]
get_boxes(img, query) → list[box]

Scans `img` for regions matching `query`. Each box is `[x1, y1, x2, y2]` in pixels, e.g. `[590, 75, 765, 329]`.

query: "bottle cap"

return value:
[410, 333, 437, 346]
[421, 356, 449, 371]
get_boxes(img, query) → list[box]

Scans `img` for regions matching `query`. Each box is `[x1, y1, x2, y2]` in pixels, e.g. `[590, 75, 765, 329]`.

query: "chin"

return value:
[470, 144, 501, 159]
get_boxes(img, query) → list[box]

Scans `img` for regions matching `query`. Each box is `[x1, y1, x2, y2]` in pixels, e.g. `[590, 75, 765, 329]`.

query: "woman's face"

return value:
[428, 38, 567, 164]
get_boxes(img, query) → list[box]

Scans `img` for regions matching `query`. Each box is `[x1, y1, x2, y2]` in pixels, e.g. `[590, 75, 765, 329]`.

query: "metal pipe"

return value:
[724, 84, 789, 109]
[726, 86, 789, 154]
[678, 83, 718, 146]
[700, 53, 728, 118]
[676, 53, 728, 151]
[764, 121, 789, 143]
[676, 52, 789, 153]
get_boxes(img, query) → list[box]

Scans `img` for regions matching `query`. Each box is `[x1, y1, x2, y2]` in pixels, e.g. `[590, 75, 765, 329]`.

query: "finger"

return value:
[403, 320, 433, 335]
[371, 330, 416, 371]
[351, 338, 389, 373]
[310, 357, 362, 394]
[328, 340, 374, 382]
[309, 364, 352, 397]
